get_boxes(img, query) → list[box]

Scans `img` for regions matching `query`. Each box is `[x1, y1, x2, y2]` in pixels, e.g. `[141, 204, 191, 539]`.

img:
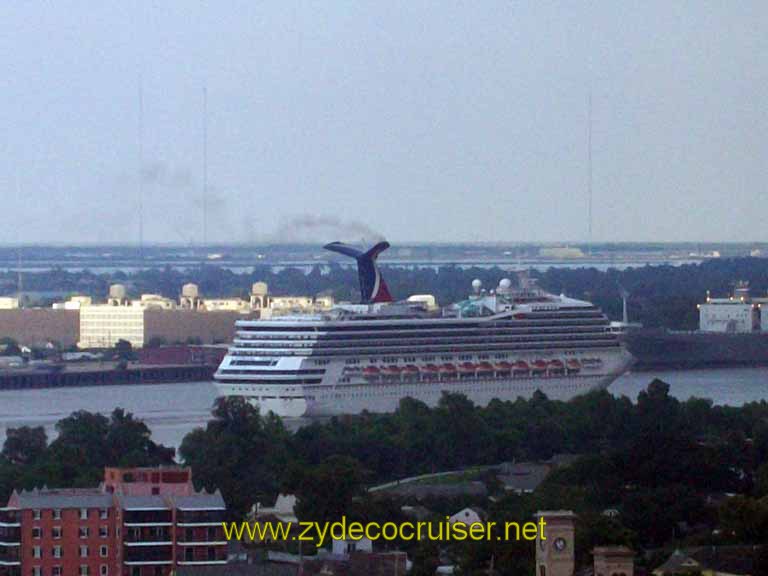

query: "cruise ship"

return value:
[214, 242, 633, 417]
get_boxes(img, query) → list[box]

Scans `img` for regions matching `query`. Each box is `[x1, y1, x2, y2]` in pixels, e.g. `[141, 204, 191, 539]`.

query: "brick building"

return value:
[0, 467, 227, 576]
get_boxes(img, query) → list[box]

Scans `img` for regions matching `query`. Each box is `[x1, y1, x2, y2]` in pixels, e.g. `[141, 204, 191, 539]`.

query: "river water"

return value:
[0, 367, 766, 450]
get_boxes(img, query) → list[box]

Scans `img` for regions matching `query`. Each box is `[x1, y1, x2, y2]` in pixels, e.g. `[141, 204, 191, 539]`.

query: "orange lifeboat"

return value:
[532, 360, 548, 372]
[362, 366, 380, 380]
[383, 365, 402, 377]
[495, 361, 512, 372]
[422, 364, 440, 379]
[458, 362, 477, 373]
[477, 361, 495, 373]
[513, 361, 530, 373]
[439, 363, 457, 376]
[566, 359, 581, 372]
[403, 365, 420, 379]
[549, 359, 565, 370]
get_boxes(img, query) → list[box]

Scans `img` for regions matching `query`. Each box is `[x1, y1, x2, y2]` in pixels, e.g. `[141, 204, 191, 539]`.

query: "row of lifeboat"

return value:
[360, 359, 584, 380]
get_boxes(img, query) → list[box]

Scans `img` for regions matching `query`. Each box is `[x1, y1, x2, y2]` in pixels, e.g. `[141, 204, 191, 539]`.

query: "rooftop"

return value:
[13, 488, 112, 509]
[171, 491, 226, 511]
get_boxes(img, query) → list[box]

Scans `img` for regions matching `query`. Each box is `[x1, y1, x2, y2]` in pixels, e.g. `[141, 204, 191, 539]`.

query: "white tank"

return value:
[182, 283, 199, 298]
[252, 282, 268, 296]
[471, 279, 482, 294]
[109, 284, 127, 300]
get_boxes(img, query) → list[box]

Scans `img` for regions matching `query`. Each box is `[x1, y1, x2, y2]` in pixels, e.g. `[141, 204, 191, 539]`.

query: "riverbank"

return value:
[0, 362, 216, 390]
[626, 330, 768, 370]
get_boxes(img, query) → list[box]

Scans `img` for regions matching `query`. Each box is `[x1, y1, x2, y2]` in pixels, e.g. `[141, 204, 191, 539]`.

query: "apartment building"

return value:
[0, 467, 227, 576]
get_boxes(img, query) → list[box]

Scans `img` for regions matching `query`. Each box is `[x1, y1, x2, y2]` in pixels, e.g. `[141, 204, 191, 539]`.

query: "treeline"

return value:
[5, 257, 768, 329]
[181, 382, 768, 541]
[3, 383, 768, 573]
[0, 409, 173, 503]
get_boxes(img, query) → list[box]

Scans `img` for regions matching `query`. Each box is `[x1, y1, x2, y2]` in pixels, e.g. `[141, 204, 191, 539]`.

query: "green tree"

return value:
[2, 426, 47, 465]
[757, 463, 768, 498]
[179, 397, 291, 518]
[288, 455, 365, 525]
[114, 339, 133, 361]
[39, 409, 173, 487]
[719, 496, 768, 543]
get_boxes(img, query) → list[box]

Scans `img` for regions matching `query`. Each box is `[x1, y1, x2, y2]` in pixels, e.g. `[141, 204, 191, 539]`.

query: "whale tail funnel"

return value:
[324, 241, 393, 304]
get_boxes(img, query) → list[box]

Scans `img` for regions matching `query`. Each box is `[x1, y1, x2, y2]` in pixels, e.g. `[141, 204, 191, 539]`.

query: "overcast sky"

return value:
[1, 2, 766, 245]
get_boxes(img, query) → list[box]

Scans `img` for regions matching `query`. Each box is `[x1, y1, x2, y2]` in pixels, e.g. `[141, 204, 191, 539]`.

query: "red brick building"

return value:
[0, 467, 227, 576]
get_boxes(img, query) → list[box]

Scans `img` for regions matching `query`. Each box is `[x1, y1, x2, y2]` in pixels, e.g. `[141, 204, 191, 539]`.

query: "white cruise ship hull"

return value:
[214, 349, 633, 418]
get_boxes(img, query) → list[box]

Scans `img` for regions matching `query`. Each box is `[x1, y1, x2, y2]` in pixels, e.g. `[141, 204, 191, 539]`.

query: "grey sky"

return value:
[1, 1, 766, 244]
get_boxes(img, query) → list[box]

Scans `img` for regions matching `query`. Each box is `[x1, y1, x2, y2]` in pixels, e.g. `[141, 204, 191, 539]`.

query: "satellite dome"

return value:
[471, 279, 482, 293]
[499, 278, 512, 289]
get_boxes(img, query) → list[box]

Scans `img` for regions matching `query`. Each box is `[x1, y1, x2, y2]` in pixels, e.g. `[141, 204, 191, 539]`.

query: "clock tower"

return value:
[534, 510, 576, 576]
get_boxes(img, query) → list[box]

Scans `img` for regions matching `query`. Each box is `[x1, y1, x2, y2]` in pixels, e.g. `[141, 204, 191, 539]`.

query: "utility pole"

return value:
[15, 173, 23, 308]
[138, 74, 145, 262]
[16, 248, 23, 308]
[587, 89, 593, 248]
[202, 85, 208, 248]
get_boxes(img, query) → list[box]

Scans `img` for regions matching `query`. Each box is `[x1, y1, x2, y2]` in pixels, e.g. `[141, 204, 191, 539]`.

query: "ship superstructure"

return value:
[214, 242, 633, 417]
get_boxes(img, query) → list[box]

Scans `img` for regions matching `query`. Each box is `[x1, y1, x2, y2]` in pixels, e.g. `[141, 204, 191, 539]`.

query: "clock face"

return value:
[554, 537, 567, 552]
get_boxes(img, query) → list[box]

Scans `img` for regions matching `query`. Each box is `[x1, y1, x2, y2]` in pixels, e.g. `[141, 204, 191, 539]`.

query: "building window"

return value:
[52, 546, 62, 558]
[53, 568, 62, 576]
[100, 566, 108, 576]
[32, 527, 42, 539]
[99, 508, 108, 520]
[52, 526, 62, 539]
[32, 567, 42, 576]
[80, 566, 90, 576]
[52, 509, 61, 521]
[79, 527, 90, 538]
[100, 545, 108, 558]
[99, 526, 108, 538]
[80, 508, 89, 520]
[80, 545, 89, 558]
[33, 509, 41, 521]
[33, 546, 41, 559]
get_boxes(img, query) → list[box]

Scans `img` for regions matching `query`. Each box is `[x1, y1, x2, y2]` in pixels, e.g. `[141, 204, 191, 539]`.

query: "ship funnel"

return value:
[324, 241, 393, 304]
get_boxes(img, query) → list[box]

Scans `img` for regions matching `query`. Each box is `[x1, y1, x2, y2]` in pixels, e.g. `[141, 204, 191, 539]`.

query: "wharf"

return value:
[0, 362, 215, 390]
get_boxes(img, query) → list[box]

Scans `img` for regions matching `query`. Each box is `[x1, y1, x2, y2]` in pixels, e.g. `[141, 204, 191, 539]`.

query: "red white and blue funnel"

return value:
[324, 241, 393, 304]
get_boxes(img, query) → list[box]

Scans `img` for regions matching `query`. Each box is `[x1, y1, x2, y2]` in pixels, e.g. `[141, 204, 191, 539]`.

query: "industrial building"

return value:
[79, 306, 147, 349]
[0, 282, 333, 349]
[698, 282, 768, 333]
[0, 297, 20, 310]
